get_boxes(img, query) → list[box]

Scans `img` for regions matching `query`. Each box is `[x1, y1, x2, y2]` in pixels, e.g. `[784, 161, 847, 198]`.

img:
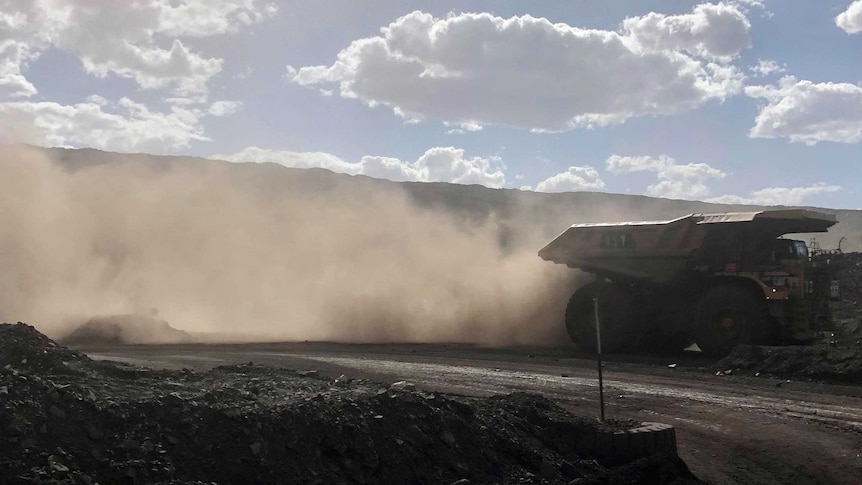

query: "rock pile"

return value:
[0, 322, 90, 375]
[0, 323, 701, 484]
[716, 344, 862, 383]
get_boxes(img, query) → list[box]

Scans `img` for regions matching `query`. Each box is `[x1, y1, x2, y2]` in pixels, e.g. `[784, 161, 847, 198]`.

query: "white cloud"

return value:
[0, 0, 277, 101]
[0, 98, 209, 152]
[622, 2, 751, 61]
[208, 100, 243, 117]
[730, 0, 770, 15]
[0, 1, 275, 151]
[0, 48, 38, 98]
[749, 59, 784, 77]
[234, 66, 254, 80]
[212, 146, 507, 188]
[708, 183, 842, 206]
[533, 166, 605, 193]
[746, 76, 862, 145]
[358, 155, 420, 181]
[72, 37, 222, 100]
[607, 154, 725, 200]
[360, 147, 506, 187]
[0, 2, 49, 98]
[288, 6, 748, 131]
[0, 71, 36, 98]
[837, 1, 862, 34]
[85, 95, 108, 106]
[444, 122, 483, 135]
[209, 146, 360, 173]
[154, 0, 278, 37]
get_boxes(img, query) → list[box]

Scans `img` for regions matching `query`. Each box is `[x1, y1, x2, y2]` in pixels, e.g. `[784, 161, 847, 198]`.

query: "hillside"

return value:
[1, 143, 859, 346]
[27, 144, 862, 251]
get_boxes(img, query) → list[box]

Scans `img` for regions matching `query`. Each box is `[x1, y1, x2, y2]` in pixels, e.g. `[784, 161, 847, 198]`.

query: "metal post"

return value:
[593, 297, 605, 421]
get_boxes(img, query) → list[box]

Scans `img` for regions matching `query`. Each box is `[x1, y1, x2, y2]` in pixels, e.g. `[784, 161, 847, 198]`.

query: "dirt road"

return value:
[77, 342, 862, 485]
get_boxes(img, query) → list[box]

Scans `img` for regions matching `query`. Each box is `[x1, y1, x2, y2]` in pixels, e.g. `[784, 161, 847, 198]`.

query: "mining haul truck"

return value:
[539, 209, 840, 356]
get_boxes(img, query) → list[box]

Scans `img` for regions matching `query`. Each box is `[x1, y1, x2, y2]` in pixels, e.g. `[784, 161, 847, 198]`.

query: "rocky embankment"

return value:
[0, 323, 700, 485]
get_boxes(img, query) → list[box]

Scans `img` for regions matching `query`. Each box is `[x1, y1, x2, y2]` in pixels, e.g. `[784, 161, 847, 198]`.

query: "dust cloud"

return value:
[0, 145, 577, 346]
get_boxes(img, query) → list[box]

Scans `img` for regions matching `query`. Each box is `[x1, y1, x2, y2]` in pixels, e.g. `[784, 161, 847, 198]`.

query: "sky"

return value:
[1, 0, 861, 208]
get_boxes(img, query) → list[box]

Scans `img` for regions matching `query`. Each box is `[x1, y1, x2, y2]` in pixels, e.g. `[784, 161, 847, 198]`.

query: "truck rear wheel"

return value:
[565, 282, 641, 353]
[565, 283, 600, 352]
[694, 286, 767, 356]
[661, 302, 696, 353]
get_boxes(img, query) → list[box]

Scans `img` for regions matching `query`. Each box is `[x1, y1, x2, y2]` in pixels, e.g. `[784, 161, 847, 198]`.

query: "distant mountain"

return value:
[9, 144, 862, 251]
[60, 314, 195, 345]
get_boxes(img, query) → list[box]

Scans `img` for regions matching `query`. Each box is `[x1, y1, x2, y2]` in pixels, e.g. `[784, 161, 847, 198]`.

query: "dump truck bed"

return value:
[538, 209, 837, 283]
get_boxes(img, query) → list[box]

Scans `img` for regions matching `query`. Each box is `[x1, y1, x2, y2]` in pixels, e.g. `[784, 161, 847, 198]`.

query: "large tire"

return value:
[565, 282, 644, 353]
[694, 285, 769, 357]
[652, 331, 696, 354]
[565, 283, 601, 352]
[648, 297, 695, 354]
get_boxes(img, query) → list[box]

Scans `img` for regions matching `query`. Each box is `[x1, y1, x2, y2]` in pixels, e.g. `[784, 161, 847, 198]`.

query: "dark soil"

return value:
[716, 344, 862, 383]
[1, 323, 701, 485]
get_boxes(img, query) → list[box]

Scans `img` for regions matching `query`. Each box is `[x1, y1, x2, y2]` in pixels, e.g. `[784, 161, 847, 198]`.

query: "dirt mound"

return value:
[0, 323, 90, 375]
[0, 324, 702, 484]
[716, 344, 862, 383]
[60, 314, 195, 345]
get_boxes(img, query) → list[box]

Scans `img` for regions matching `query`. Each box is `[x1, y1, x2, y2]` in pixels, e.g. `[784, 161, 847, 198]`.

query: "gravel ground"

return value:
[0, 323, 701, 485]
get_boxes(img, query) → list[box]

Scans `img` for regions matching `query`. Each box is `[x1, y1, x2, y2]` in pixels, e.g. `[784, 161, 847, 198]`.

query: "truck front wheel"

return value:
[694, 286, 768, 356]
